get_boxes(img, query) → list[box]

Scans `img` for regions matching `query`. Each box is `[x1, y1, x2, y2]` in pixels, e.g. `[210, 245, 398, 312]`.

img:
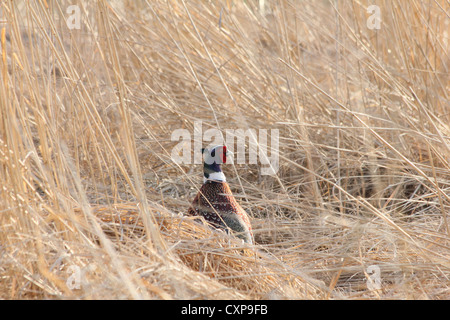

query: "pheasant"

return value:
[187, 145, 253, 244]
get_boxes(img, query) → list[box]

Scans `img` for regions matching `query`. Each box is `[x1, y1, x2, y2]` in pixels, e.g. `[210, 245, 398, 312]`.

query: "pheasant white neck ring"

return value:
[204, 171, 226, 183]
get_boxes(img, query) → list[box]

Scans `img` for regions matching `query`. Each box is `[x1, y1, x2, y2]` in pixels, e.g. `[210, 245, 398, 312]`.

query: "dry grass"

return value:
[0, 0, 449, 299]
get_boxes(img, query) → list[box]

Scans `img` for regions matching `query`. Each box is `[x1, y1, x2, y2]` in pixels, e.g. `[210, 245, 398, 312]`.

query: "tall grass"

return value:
[0, 0, 449, 299]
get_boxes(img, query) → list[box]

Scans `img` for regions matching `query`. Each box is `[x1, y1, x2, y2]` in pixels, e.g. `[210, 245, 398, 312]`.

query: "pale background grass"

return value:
[0, 0, 449, 299]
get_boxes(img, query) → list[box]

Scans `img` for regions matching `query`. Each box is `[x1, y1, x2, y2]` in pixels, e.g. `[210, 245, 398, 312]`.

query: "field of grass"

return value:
[0, 0, 449, 299]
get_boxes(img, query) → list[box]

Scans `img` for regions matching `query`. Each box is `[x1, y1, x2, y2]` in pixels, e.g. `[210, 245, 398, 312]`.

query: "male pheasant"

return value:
[187, 145, 253, 244]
